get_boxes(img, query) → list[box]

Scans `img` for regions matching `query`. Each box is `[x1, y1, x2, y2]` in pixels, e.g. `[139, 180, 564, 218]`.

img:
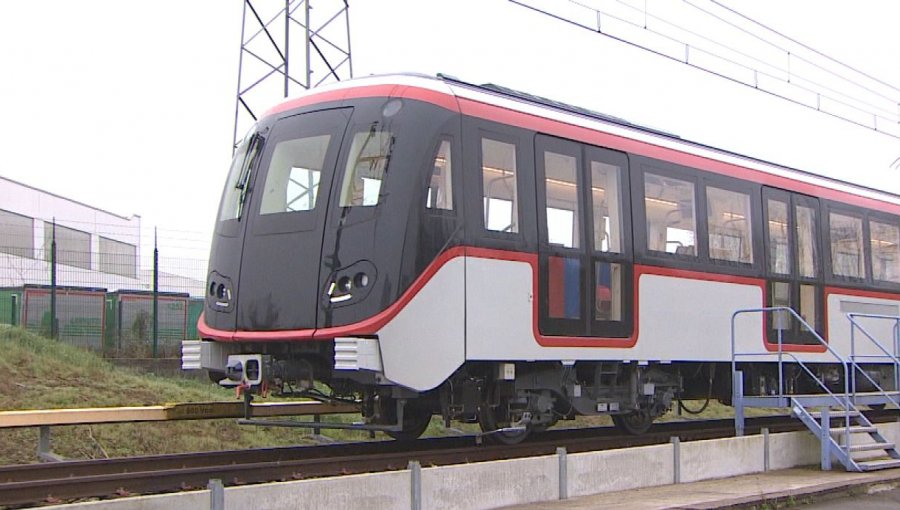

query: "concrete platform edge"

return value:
[676, 471, 900, 510]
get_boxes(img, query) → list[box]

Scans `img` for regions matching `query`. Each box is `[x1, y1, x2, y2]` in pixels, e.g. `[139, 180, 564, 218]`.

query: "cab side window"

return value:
[426, 139, 453, 211]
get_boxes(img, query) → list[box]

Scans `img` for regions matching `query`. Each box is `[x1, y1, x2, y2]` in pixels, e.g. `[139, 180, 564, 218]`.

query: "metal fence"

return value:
[0, 218, 208, 358]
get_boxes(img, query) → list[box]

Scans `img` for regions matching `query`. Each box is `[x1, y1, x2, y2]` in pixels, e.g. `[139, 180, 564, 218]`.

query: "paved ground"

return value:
[806, 486, 900, 509]
[503, 467, 900, 509]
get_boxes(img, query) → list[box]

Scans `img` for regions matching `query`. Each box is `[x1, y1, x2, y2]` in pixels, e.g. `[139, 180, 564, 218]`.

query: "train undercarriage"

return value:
[205, 340, 767, 443]
[204, 338, 896, 442]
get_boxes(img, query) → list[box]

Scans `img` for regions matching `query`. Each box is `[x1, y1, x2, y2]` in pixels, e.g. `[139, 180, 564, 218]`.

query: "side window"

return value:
[644, 172, 697, 255]
[870, 219, 900, 283]
[706, 187, 753, 264]
[339, 126, 393, 207]
[544, 151, 581, 248]
[829, 212, 866, 279]
[259, 135, 331, 214]
[426, 139, 453, 211]
[482, 138, 519, 233]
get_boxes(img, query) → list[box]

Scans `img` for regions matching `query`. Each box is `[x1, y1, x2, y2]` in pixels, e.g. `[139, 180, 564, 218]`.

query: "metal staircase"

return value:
[731, 307, 900, 472]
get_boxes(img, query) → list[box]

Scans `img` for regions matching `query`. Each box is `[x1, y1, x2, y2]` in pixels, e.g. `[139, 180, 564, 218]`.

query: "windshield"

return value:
[218, 126, 260, 222]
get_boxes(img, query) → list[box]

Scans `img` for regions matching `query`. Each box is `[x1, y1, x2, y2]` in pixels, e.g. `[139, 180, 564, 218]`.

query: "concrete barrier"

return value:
[568, 444, 673, 497]
[46, 421, 900, 510]
[768, 430, 820, 470]
[421, 456, 558, 509]
[681, 434, 765, 483]
[227, 470, 409, 509]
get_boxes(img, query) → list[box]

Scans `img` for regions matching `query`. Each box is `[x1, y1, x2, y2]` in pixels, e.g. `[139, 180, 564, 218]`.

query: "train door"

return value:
[236, 108, 352, 331]
[762, 187, 824, 344]
[535, 135, 633, 338]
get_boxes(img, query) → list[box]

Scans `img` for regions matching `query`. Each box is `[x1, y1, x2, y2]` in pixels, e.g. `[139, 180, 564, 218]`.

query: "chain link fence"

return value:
[0, 215, 208, 360]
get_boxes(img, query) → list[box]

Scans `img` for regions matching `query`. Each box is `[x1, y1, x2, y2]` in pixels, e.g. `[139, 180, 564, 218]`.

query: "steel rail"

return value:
[1, 411, 895, 507]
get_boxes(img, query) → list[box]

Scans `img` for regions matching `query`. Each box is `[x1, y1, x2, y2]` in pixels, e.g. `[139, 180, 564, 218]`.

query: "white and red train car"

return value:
[191, 74, 900, 441]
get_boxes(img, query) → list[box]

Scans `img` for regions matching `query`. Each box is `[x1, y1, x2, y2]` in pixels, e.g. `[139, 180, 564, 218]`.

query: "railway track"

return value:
[1, 412, 894, 507]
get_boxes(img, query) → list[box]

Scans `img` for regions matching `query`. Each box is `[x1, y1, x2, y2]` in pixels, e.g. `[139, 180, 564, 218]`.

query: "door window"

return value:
[764, 189, 823, 345]
[767, 199, 790, 275]
[544, 150, 581, 248]
[537, 135, 631, 339]
[591, 161, 622, 253]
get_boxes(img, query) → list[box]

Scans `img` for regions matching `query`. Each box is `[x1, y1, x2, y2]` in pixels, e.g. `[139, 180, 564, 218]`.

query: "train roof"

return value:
[269, 73, 900, 208]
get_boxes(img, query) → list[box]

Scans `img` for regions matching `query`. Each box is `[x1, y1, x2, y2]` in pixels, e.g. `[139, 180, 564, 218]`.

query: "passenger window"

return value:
[594, 261, 622, 321]
[426, 139, 453, 210]
[800, 284, 817, 326]
[339, 126, 393, 207]
[706, 187, 753, 264]
[644, 173, 696, 255]
[482, 138, 518, 233]
[548, 256, 581, 319]
[829, 212, 865, 279]
[591, 161, 622, 253]
[796, 205, 818, 278]
[544, 151, 581, 248]
[259, 135, 331, 214]
[870, 220, 900, 283]
[767, 199, 790, 275]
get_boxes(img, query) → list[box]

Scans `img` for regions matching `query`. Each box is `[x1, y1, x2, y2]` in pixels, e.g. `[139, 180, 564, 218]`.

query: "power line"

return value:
[603, 0, 899, 120]
[510, 0, 900, 141]
[709, 0, 900, 96]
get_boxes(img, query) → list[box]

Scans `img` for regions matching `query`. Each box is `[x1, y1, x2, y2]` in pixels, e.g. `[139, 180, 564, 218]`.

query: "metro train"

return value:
[192, 73, 900, 442]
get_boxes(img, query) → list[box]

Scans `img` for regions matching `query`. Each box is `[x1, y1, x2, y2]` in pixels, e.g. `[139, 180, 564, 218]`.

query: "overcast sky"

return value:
[0, 0, 898, 258]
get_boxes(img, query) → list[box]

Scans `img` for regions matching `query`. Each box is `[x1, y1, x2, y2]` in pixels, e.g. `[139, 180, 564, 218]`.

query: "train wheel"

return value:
[478, 409, 530, 445]
[478, 384, 531, 445]
[612, 410, 653, 435]
[385, 404, 432, 441]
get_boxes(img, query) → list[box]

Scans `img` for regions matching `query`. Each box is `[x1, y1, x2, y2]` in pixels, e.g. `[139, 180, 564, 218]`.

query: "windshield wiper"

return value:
[235, 134, 261, 218]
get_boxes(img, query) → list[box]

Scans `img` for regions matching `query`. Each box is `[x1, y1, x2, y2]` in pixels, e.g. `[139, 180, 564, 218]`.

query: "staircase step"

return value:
[810, 410, 860, 419]
[855, 458, 900, 471]
[846, 442, 895, 452]
[830, 426, 877, 434]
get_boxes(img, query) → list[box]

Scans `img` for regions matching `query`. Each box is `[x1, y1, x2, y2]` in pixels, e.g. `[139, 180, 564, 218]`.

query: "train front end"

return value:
[194, 77, 464, 436]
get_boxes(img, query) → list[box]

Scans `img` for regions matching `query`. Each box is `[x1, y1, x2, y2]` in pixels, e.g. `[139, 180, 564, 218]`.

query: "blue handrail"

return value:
[848, 313, 900, 409]
[731, 307, 852, 448]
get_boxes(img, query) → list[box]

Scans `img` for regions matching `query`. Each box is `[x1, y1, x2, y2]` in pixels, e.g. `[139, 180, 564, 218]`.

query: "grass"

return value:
[0, 325, 778, 464]
[0, 325, 377, 464]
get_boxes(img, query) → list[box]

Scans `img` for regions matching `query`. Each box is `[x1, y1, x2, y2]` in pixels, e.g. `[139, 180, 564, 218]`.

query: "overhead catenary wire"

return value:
[709, 0, 900, 97]
[587, 0, 900, 120]
[510, 0, 900, 141]
[625, 0, 900, 119]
